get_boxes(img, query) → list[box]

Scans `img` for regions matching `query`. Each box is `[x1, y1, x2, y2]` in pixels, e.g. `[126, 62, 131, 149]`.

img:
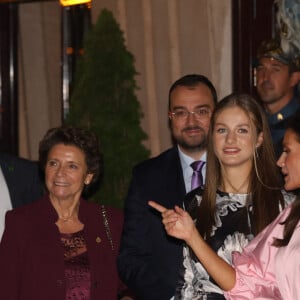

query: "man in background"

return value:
[256, 38, 300, 157]
[118, 74, 217, 299]
[0, 152, 44, 239]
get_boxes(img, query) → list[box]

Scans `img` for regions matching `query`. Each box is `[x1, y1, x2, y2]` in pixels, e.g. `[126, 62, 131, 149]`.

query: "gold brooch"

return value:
[277, 113, 284, 121]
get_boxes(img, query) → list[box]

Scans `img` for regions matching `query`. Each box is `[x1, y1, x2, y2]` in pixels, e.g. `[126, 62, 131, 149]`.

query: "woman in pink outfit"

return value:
[224, 111, 300, 300]
[149, 102, 300, 299]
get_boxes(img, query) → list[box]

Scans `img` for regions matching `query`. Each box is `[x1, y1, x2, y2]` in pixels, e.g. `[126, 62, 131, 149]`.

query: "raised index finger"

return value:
[148, 200, 167, 213]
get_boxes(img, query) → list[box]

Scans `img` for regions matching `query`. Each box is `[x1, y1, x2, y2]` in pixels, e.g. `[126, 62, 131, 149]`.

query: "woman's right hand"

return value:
[148, 201, 197, 243]
[149, 200, 236, 291]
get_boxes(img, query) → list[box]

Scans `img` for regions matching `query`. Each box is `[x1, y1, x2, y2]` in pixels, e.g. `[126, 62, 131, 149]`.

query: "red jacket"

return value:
[0, 195, 124, 300]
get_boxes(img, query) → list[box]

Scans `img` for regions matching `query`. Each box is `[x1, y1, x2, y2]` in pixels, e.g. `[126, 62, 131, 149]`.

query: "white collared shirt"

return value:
[0, 166, 12, 241]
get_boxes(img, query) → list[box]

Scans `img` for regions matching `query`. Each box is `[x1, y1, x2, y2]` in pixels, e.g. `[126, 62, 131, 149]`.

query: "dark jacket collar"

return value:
[267, 96, 300, 125]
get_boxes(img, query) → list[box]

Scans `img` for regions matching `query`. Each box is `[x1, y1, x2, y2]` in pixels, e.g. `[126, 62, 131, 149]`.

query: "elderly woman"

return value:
[0, 126, 126, 300]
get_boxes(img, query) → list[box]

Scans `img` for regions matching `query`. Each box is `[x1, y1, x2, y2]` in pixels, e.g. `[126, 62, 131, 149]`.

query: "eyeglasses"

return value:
[169, 108, 211, 121]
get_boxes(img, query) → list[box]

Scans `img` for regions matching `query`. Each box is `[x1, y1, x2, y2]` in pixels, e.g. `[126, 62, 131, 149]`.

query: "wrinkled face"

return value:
[169, 84, 215, 157]
[45, 144, 93, 202]
[256, 57, 294, 105]
[277, 129, 300, 191]
[213, 107, 262, 170]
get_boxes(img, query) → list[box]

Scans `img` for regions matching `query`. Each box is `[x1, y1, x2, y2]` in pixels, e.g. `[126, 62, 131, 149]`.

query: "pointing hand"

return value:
[148, 201, 196, 242]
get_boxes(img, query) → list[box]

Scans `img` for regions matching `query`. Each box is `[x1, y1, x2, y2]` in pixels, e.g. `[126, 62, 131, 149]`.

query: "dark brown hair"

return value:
[168, 74, 218, 110]
[197, 93, 284, 238]
[39, 126, 102, 195]
[273, 199, 300, 247]
[273, 112, 300, 247]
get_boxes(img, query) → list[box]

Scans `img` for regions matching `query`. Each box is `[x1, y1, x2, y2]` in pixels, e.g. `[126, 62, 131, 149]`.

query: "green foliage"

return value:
[66, 9, 150, 208]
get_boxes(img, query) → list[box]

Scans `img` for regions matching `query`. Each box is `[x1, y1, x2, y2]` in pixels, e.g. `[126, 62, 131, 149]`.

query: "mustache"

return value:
[182, 126, 204, 132]
[260, 81, 274, 89]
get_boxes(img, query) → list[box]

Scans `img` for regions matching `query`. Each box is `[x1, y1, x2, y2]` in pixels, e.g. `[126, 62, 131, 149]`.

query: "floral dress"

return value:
[174, 189, 294, 300]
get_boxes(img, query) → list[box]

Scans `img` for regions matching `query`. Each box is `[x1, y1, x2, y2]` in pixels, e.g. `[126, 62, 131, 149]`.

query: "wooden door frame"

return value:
[232, 0, 276, 96]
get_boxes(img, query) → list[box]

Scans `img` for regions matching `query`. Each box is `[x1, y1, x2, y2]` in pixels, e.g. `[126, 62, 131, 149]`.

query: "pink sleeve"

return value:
[224, 206, 292, 300]
[275, 225, 300, 300]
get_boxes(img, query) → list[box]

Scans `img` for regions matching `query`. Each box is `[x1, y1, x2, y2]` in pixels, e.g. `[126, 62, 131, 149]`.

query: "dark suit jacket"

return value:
[0, 153, 44, 207]
[0, 195, 124, 300]
[118, 147, 186, 299]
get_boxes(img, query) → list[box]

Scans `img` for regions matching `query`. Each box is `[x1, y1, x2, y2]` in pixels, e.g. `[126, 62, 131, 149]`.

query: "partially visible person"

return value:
[149, 93, 294, 299]
[0, 126, 129, 300]
[118, 74, 218, 299]
[0, 152, 44, 240]
[151, 110, 300, 300]
[256, 38, 300, 157]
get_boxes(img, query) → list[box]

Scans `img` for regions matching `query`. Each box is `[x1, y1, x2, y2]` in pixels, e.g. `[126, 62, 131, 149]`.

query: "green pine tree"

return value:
[66, 9, 150, 208]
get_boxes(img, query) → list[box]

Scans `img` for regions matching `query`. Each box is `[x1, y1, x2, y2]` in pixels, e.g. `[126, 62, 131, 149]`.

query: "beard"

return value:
[174, 126, 208, 153]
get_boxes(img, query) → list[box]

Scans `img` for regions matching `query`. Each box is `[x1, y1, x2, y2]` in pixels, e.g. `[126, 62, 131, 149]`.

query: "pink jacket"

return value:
[225, 203, 300, 300]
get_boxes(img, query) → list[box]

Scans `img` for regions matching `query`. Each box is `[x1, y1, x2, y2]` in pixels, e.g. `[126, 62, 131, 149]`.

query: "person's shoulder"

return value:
[0, 152, 38, 169]
[84, 201, 123, 219]
[134, 147, 179, 171]
[82, 201, 124, 234]
[102, 205, 123, 227]
[5, 196, 44, 221]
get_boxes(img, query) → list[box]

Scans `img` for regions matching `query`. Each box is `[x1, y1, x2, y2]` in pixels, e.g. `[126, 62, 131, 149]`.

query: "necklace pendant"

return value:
[60, 216, 70, 222]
